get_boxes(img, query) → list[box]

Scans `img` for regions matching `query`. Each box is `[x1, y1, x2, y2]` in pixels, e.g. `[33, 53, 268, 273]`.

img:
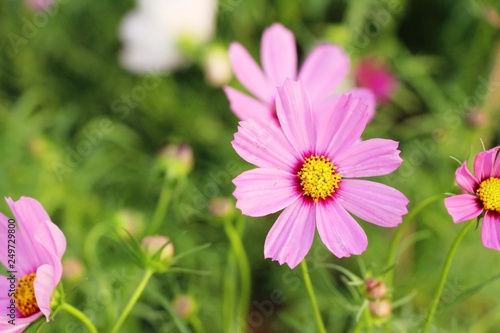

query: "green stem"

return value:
[385, 194, 444, 288]
[222, 250, 237, 332]
[189, 315, 205, 333]
[109, 270, 154, 333]
[223, 215, 251, 333]
[148, 179, 173, 234]
[421, 220, 475, 333]
[364, 302, 373, 333]
[300, 260, 327, 333]
[59, 302, 99, 333]
[352, 316, 364, 333]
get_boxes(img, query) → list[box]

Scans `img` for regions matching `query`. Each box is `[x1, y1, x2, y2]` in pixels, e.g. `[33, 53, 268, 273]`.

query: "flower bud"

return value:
[172, 294, 196, 319]
[466, 109, 489, 128]
[26, 0, 53, 11]
[208, 197, 234, 218]
[369, 300, 391, 318]
[114, 209, 144, 238]
[364, 278, 387, 299]
[62, 258, 85, 281]
[485, 7, 500, 28]
[157, 143, 194, 180]
[141, 235, 175, 262]
[203, 45, 232, 87]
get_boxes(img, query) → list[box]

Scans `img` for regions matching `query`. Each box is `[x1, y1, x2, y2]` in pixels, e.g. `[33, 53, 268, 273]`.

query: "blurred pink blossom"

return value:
[354, 58, 398, 103]
[26, 0, 53, 11]
[224, 23, 376, 122]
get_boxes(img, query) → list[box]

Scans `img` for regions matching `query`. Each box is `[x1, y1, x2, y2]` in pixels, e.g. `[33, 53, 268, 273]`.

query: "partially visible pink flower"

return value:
[26, 0, 53, 11]
[0, 197, 66, 332]
[354, 58, 398, 103]
[224, 23, 375, 122]
[444, 147, 500, 250]
[232, 79, 408, 268]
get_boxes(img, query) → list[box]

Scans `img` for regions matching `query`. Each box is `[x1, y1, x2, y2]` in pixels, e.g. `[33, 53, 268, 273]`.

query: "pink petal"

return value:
[260, 23, 297, 87]
[223, 86, 272, 121]
[444, 194, 483, 223]
[232, 118, 299, 172]
[316, 94, 369, 157]
[342, 87, 376, 122]
[228, 42, 273, 103]
[492, 150, 500, 177]
[264, 199, 315, 268]
[0, 277, 15, 315]
[455, 162, 478, 194]
[35, 220, 66, 260]
[336, 179, 409, 227]
[474, 147, 499, 182]
[6, 197, 51, 235]
[34, 264, 56, 321]
[336, 139, 402, 177]
[481, 212, 500, 250]
[276, 79, 315, 153]
[0, 285, 41, 331]
[233, 168, 301, 217]
[0, 212, 12, 270]
[6, 197, 45, 275]
[298, 44, 350, 103]
[6, 197, 65, 277]
[0, 320, 32, 333]
[316, 200, 367, 258]
[34, 221, 66, 282]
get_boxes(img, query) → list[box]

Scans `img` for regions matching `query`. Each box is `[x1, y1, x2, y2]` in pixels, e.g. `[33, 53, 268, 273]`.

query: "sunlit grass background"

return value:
[1, 0, 500, 332]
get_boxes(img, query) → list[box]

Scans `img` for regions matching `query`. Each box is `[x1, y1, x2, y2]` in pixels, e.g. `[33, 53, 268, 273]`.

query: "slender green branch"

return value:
[223, 215, 251, 333]
[422, 220, 475, 333]
[300, 260, 327, 333]
[109, 270, 154, 333]
[149, 180, 173, 234]
[364, 302, 373, 333]
[60, 302, 98, 333]
[385, 194, 444, 287]
[352, 316, 364, 333]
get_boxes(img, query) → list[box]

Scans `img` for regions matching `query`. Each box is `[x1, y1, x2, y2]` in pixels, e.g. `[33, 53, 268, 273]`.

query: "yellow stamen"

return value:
[297, 155, 341, 202]
[476, 177, 500, 212]
[13, 273, 39, 317]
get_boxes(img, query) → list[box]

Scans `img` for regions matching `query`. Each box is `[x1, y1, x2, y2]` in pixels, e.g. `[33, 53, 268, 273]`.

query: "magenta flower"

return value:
[232, 79, 408, 268]
[0, 197, 66, 332]
[354, 58, 398, 103]
[444, 147, 500, 249]
[224, 23, 375, 122]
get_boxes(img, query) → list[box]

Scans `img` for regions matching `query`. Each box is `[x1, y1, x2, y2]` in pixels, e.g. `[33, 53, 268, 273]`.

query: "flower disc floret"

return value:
[297, 155, 341, 202]
[476, 177, 500, 212]
[13, 273, 39, 317]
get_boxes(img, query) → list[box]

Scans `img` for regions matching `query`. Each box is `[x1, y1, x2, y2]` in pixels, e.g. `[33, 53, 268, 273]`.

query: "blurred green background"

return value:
[1, 0, 500, 332]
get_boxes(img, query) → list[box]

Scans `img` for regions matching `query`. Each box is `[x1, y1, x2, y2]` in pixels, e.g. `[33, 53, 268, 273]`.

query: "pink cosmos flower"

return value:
[232, 79, 409, 268]
[0, 197, 66, 332]
[224, 23, 375, 122]
[444, 147, 500, 249]
[354, 58, 398, 103]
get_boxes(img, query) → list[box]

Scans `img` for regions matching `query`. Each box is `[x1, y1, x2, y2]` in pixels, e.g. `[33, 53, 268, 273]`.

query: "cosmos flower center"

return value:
[476, 177, 500, 212]
[297, 155, 341, 202]
[13, 273, 39, 317]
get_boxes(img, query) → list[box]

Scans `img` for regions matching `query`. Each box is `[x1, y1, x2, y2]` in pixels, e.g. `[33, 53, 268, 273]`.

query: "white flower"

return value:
[119, 0, 218, 74]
